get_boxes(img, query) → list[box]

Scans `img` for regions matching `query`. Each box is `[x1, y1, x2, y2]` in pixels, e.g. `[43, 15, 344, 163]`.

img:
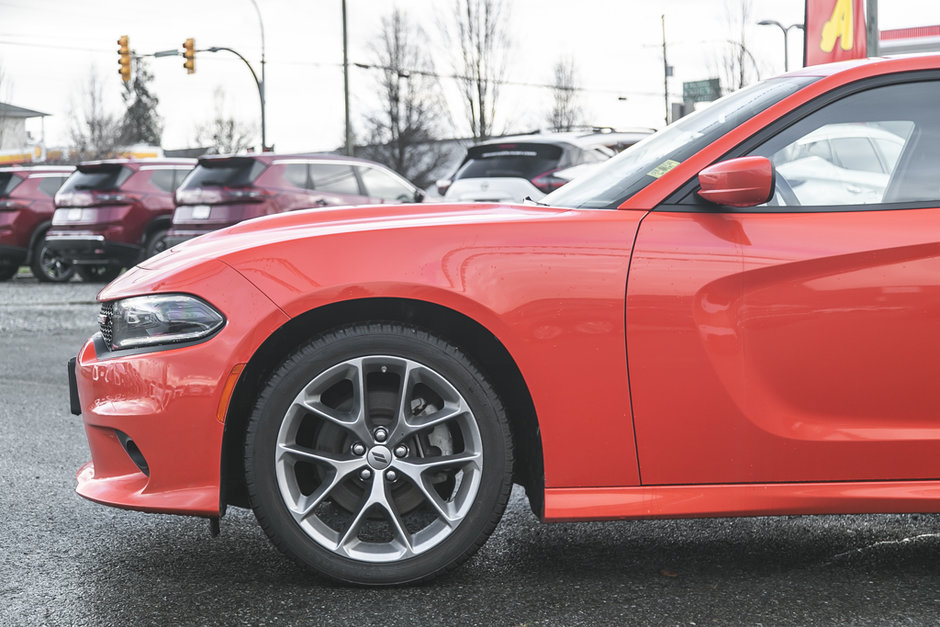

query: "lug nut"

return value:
[394, 445, 408, 458]
[360, 468, 372, 481]
[386, 470, 398, 482]
[373, 427, 388, 443]
[351, 443, 366, 456]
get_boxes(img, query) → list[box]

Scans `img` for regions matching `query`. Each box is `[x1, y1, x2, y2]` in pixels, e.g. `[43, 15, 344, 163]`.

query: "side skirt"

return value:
[543, 481, 940, 522]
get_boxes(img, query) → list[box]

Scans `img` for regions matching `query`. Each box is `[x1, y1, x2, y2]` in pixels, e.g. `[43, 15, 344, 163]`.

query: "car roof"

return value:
[77, 158, 197, 170]
[198, 152, 386, 167]
[785, 52, 940, 78]
[471, 128, 655, 150]
[0, 165, 74, 174]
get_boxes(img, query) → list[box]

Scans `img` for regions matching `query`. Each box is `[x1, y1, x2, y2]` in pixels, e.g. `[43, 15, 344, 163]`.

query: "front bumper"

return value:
[0, 244, 27, 268]
[71, 261, 291, 517]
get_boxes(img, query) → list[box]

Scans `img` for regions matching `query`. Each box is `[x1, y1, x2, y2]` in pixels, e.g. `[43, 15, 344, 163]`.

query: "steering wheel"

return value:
[769, 169, 800, 207]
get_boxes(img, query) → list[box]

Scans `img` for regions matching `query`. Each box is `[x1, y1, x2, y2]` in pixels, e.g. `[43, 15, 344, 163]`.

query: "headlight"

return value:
[104, 294, 225, 351]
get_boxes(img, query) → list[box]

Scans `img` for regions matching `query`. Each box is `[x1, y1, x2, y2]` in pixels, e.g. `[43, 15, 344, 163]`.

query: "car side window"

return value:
[310, 163, 360, 196]
[749, 80, 940, 208]
[283, 164, 310, 190]
[149, 169, 176, 192]
[357, 166, 414, 201]
[37, 176, 68, 197]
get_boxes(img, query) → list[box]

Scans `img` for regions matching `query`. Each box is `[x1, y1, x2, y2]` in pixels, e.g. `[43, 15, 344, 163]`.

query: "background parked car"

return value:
[437, 130, 640, 203]
[46, 158, 195, 282]
[168, 153, 425, 246]
[0, 165, 74, 282]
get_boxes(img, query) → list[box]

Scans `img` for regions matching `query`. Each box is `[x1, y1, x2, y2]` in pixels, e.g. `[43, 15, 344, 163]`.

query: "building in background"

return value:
[0, 102, 49, 164]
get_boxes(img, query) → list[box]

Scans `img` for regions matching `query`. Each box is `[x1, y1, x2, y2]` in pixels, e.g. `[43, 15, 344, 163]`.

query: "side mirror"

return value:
[697, 156, 774, 207]
[414, 188, 427, 203]
[436, 178, 452, 196]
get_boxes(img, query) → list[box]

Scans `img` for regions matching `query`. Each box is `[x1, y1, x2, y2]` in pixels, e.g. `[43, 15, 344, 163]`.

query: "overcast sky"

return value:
[2, 0, 939, 154]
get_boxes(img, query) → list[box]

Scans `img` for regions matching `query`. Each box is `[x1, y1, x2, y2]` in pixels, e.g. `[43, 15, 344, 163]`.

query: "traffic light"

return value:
[117, 35, 131, 83]
[182, 38, 195, 74]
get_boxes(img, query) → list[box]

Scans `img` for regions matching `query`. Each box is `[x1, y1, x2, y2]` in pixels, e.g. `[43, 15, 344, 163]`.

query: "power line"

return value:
[0, 37, 671, 99]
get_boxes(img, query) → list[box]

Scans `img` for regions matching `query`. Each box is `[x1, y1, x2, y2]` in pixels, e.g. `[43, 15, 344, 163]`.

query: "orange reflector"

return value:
[217, 364, 246, 423]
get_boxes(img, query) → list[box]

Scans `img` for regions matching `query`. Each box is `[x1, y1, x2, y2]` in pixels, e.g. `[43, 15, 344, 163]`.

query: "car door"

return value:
[627, 77, 940, 486]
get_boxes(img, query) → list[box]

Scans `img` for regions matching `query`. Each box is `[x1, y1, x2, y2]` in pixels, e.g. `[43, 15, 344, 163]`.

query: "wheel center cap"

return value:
[366, 445, 393, 470]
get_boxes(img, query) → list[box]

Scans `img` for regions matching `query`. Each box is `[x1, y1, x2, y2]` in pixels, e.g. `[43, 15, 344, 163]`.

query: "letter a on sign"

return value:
[805, 0, 867, 66]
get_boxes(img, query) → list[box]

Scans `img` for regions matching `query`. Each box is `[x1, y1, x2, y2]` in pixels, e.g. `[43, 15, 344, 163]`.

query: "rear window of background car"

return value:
[456, 143, 564, 180]
[182, 159, 265, 189]
[60, 166, 132, 193]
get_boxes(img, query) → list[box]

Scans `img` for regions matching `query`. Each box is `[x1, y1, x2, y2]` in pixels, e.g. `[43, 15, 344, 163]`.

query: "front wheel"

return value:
[30, 230, 75, 283]
[143, 228, 169, 260]
[76, 264, 121, 283]
[244, 323, 513, 585]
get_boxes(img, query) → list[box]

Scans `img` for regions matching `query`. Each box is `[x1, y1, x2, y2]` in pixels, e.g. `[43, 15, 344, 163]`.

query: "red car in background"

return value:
[70, 54, 940, 585]
[167, 153, 424, 247]
[47, 158, 195, 282]
[0, 165, 74, 282]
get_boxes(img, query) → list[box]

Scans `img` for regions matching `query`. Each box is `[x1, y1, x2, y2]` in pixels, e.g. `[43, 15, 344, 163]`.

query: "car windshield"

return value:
[543, 76, 820, 209]
[454, 143, 564, 180]
[0, 173, 23, 196]
[60, 165, 131, 192]
[180, 158, 265, 189]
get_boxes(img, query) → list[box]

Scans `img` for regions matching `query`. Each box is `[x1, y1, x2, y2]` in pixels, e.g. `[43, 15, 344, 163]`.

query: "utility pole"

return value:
[662, 14, 669, 125]
[343, 0, 353, 156]
[866, 0, 879, 56]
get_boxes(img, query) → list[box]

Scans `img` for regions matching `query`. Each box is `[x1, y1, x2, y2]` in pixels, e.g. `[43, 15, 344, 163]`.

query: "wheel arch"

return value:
[141, 215, 172, 245]
[25, 219, 51, 264]
[219, 297, 545, 517]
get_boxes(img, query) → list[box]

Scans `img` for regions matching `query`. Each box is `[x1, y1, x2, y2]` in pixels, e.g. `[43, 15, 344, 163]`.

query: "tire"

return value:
[244, 322, 513, 585]
[143, 227, 169, 260]
[77, 264, 122, 283]
[30, 230, 75, 283]
[0, 265, 16, 281]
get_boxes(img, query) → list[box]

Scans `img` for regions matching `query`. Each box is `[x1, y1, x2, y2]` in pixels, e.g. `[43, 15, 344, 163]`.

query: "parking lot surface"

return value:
[2, 276, 940, 626]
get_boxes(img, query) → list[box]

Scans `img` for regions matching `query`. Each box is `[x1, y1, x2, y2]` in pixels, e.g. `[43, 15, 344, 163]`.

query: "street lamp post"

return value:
[247, 0, 267, 151]
[757, 19, 805, 72]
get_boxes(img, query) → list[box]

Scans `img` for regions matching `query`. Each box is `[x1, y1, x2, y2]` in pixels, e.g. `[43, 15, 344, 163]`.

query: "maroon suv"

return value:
[0, 165, 74, 282]
[167, 153, 424, 246]
[47, 158, 195, 282]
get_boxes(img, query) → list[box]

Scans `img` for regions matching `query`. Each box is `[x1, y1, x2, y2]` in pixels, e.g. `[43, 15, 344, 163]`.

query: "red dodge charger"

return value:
[70, 54, 940, 585]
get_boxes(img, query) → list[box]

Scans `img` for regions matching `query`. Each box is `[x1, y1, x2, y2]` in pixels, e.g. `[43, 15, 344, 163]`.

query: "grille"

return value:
[98, 302, 114, 348]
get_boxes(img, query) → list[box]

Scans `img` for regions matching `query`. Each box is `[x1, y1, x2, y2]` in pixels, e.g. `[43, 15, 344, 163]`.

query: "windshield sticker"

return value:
[647, 160, 681, 178]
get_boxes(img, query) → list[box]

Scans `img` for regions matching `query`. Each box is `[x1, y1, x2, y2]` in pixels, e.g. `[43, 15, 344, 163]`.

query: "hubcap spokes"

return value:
[274, 355, 483, 562]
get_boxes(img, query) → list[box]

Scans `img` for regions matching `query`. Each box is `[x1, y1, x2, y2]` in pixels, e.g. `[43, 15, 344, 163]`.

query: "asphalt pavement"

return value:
[2, 275, 940, 626]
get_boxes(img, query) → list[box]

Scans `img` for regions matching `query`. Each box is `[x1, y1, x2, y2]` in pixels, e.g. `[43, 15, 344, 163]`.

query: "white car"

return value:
[773, 122, 909, 205]
[440, 132, 622, 203]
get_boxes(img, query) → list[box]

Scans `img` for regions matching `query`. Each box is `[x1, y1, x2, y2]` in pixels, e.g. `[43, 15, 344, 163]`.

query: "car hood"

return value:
[102, 202, 570, 298]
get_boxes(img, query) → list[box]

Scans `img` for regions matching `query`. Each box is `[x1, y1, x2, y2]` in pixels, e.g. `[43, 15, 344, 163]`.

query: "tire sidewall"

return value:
[245, 324, 512, 585]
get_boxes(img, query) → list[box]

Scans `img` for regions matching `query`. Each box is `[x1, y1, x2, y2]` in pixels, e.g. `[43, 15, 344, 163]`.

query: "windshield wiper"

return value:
[523, 196, 550, 207]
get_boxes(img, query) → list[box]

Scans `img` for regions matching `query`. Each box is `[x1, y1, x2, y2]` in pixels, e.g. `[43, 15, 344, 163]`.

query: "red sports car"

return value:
[70, 55, 940, 585]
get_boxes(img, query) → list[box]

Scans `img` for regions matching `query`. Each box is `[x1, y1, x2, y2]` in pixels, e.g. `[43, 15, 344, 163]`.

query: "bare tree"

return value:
[118, 58, 162, 146]
[443, 0, 510, 139]
[0, 64, 7, 149]
[68, 68, 121, 160]
[194, 88, 256, 154]
[357, 9, 451, 188]
[546, 56, 583, 131]
[712, 0, 762, 93]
